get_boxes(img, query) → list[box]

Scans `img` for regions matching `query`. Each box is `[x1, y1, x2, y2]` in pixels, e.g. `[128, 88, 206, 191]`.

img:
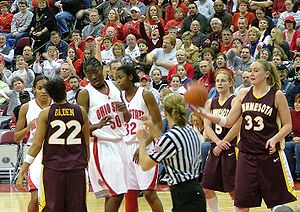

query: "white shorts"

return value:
[126, 142, 158, 190]
[88, 137, 128, 198]
[28, 149, 43, 191]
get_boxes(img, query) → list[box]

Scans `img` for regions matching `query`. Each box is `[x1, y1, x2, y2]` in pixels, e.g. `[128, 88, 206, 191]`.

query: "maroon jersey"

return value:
[239, 86, 279, 154]
[42, 103, 87, 171]
[211, 95, 237, 147]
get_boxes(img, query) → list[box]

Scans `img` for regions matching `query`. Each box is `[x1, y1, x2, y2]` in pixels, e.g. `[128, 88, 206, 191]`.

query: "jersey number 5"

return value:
[49, 120, 82, 145]
[244, 115, 264, 131]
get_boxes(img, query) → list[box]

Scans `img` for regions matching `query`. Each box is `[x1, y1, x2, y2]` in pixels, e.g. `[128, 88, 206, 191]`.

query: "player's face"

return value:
[85, 68, 104, 88]
[115, 70, 131, 90]
[215, 73, 231, 94]
[249, 62, 269, 86]
[34, 79, 49, 102]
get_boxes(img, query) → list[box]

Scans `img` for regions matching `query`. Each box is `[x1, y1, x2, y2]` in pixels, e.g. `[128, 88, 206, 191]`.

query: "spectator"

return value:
[220, 29, 233, 53]
[134, 39, 151, 73]
[190, 20, 207, 50]
[145, 5, 165, 29]
[9, 55, 35, 88]
[124, 7, 142, 38]
[54, 0, 80, 37]
[0, 34, 14, 63]
[234, 70, 251, 95]
[66, 74, 82, 104]
[212, 0, 232, 30]
[248, 26, 266, 58]
[267, 27, 291, 59]
[45, 31, 69, 59]
[164, 0, 187, 22]
[248, 0, 273, 17]
[164, 8, 184, 34]
[139, 74, 160, 105]
[96, 36, 114, 65]
[233, 17, 250, 45]
[147, 35, 177, 78]
[82, 8, 104, 39]
[125, 0, 147, 16]
[65, 47, 83, 77]
[169, 74, 186, 94]
[195, 0, 215, 21]
[256, 48, 272, 61]
[21, 46, 35, 69]
[258, 17, 272, 45]
[6, 0, 33, 47]
[167, 49, 194, 82]
[29, 0, 56, 50]
[0, 1, 13, 33]
[179, 31, 200, 65]
[284, 94, 300, 182]
[125, 34, 140, 60]
[272, 0, 286, 24]
[68, 30, 86, 60]
[283, 16, 300, 53]
[0, 71, 9, 107]
[179, 3, 209, 35]
[231, 0, 255, 32]
[10, 0, 33, 13]
[101, 8, 125, 41]
[240, 46, 254, 72]
[251, 7, 274, 34]
[208, 18, 223, 44]
[93, 0, 127, 24]
[215, 53, 234, 76]
[0, 55, 12, 85]
[33, 46, 64, 78]
[150, 68, 168, 92]
[277, 0, 300, 31]
[176, 64, 192, 89]
[288, 54, 300, 83]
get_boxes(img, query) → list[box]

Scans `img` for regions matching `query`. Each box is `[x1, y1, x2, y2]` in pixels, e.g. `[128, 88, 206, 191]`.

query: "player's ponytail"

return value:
[163, 93, 187, 128]
[257, 59, 282, 90]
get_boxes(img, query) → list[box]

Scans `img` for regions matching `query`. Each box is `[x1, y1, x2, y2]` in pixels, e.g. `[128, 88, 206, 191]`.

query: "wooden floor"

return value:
[0, 191, 299, 212]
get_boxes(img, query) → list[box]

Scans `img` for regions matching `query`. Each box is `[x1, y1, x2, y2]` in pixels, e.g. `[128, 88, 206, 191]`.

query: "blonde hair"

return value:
[163, 34, 176, 47]
[164, 93, 187, 127]
[109, 8, 120, 23]
[248, 26, 261, 39]
[215, 69, 235, 93]
[272, 27, 284, 46]
[256, 59, 281, 89]
[46, 46, 59, 56]
[112, 42, 125, 57]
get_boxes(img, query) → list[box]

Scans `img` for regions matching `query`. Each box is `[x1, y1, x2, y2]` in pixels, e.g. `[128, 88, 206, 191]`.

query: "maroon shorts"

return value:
[202, 146, 236, 192]
[234, 151, 297, 208]
[41, 168, 87, 212]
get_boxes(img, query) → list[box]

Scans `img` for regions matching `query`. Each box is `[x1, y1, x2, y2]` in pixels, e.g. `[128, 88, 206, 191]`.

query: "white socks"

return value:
[207, 196, 219, 212]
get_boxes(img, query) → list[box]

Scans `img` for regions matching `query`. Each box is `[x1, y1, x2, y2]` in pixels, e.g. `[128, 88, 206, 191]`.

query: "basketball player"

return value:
[202, 70, 240, 212]
[16, 77, 90, 212]
[77, 58, 131, 212]
[115, 65, 164, 212]
[194, 60, 297, 211]
[14, 75, 51, 212]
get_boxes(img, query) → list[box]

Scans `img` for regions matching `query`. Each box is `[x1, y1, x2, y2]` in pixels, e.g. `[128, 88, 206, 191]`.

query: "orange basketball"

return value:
[184, 82, 208, 107]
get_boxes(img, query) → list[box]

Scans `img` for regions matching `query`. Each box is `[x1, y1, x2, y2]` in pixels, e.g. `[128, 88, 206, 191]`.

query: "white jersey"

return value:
[85, 80, 127, 141]
[26, 99, 43, 145]
[122, 87, 149, 143]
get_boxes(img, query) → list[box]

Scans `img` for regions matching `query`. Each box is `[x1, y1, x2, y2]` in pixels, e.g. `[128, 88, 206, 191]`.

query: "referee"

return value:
[137, 93, 206, 212]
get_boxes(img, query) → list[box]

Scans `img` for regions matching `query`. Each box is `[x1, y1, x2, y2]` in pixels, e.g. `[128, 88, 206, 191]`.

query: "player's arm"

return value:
[112, 81, 131, 123]
[143, 89, 162, 144]
[203, 99, 222, 145]
[80, 106, 90, 161]
[266, 90, 292, 153]
[16, 109, 48, 191]
[14, 103, 30, 143]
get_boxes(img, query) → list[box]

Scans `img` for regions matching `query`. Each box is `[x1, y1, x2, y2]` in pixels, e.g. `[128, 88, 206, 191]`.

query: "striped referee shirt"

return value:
[149, 125, 202, 186]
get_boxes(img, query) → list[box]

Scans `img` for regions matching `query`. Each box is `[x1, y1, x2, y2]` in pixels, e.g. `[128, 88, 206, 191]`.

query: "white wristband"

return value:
[24, 154, 35, 165]
[219, 116, 227, 127]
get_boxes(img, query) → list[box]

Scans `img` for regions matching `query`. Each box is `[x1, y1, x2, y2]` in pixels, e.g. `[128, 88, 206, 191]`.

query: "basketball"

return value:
[184, 82, 208, 107]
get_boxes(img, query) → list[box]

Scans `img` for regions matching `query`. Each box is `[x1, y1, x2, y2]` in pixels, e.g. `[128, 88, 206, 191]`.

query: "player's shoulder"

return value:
[236, 87, 251, 101]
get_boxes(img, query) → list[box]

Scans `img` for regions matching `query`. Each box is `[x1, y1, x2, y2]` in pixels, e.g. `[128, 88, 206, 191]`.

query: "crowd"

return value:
[0, 0, 300, 211]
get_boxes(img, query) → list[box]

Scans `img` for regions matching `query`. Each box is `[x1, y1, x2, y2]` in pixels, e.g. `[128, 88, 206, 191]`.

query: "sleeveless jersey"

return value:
[122, 87, 149, 143]
[26, 99, 44, 145]
[85, 80, 127, 141]
[240, 86, 280, 154]
[42, 103, 87, 171]
[211, 95, 237, 147]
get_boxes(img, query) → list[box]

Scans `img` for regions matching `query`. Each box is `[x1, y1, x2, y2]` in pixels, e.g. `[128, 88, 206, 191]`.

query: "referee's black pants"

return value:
[170, 179, 206, 212]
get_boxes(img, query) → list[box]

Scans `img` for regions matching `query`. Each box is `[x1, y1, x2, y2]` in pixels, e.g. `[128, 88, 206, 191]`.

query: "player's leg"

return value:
[204, 189, 219, 212]
[143, 190, 164, 212]
[28, 190, 38, 212]
[65, 169, 87, 212]
[237, 208, 249, 212]
[125, 190, 139, 212]
[105, 194, 124, 212]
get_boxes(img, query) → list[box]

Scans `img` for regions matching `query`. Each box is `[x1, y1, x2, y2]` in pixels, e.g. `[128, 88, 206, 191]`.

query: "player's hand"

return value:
[16, 172, 28, 192]
[116, 101, 127, 112]
[190, 105, 205, 117]
[133, 147, 140, 163]
[265, 138, 277, 154]
[97, 115, 112, 129]
[136, 128, 147, 146]
[213, 145, 222, 157]
[219, 140, 231, 150]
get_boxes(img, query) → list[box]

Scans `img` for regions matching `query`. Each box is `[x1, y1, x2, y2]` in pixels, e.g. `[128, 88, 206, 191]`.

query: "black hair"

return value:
[83, 58, 103, 74]
[45, 77, 66, 102]
[18, 0, 27, 6]
[117, 65, 140, 83]
[33, 75, 49, 88]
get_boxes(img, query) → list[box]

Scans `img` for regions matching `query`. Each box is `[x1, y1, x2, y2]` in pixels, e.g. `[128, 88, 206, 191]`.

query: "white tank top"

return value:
[25, 99, 43, 145]
[85, 80, 127, 141]
[122, 87, 149, 143]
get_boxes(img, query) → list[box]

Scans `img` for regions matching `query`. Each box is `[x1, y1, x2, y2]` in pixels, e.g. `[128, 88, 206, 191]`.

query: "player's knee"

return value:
[203, 188, 215, 199]
[144, 190, 158, 203]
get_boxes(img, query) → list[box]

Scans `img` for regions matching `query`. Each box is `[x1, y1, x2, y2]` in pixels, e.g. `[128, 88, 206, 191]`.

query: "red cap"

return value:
[140, 75, 150, 81]
[284, 16, 295, 22]
[85, 35, 95, 42]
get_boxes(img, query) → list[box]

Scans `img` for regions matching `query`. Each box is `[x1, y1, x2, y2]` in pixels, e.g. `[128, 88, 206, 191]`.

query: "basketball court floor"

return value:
[0, 184, 299, 211]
